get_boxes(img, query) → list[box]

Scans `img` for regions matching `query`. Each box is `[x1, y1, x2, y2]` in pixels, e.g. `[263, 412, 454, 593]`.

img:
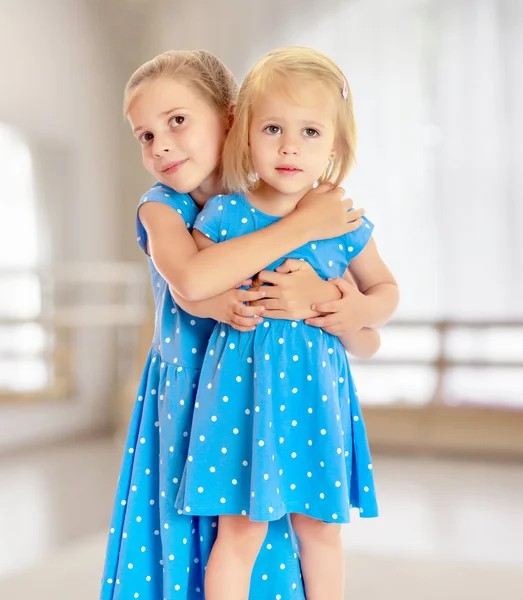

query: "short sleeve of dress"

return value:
[192, 194, 226, 243]
[344, 215, 375, 262]
[135, 183, 197, 255]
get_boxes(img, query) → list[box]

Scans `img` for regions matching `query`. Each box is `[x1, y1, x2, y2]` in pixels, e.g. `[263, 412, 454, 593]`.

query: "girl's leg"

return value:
[290, 513, 344, 600]
[205, 515, 268, 600]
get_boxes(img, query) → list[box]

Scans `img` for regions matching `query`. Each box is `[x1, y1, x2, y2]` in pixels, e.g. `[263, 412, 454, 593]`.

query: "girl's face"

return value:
[249, 80, 337, 198]
[128, 77, 226, 199]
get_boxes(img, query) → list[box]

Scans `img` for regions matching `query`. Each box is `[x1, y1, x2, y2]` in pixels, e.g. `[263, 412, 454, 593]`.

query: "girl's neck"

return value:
[189, 169, 224, 208]
[247, 181, 312, 217]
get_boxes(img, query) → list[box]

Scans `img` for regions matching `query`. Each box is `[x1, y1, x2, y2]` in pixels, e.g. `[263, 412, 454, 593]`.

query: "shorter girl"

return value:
[178, 47, 398, 599]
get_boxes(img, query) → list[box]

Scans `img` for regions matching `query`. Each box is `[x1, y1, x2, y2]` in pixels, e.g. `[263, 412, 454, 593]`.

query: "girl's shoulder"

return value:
[197, 191, 245, 221]
[201, 191, 242, 210]
[194, 192, 247, 242]
[138, 182, 197, 220]
[343, 215, 374, 260]
[136, 182, 198, 254]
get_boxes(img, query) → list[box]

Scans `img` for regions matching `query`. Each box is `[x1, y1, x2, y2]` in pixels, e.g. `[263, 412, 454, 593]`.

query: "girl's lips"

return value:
[163, 159, 188, 174]
[276, 166, 303, 175]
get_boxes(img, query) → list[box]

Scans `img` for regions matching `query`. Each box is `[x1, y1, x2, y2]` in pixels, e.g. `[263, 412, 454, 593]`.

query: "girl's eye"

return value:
[264, 125, 281, 135]
[170, 115, 185, 127]
[139, 132, 154, 144]
[304, 128, 319, 137]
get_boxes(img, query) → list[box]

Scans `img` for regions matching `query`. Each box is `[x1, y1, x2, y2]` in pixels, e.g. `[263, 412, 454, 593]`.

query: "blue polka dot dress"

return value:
[177, 192, 379, 525]
[100, 184, 307, 600]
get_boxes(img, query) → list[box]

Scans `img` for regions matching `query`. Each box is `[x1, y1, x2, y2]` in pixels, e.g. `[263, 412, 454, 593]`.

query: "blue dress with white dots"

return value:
[100, 183, 308, 600]
[177, 191, 378, 524]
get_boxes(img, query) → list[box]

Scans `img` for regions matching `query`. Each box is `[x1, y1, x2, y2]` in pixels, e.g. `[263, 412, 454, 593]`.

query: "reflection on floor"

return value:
[0, 437, 522, 599]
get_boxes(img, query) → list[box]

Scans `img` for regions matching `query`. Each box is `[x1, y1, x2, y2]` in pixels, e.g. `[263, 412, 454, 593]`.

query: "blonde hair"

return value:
[123, 49, 238, 122]
[223, 46, 357, 193]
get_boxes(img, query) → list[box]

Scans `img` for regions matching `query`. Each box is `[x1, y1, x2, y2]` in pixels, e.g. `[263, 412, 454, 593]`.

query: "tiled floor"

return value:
[1, 437, 522, 599]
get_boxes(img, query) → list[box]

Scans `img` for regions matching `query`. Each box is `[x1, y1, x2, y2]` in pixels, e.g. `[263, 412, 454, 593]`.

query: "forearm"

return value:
[177, 214, 310, 301]
[340, 327, 381, 360]
[169, 286, 213, 319]
[360, 283, 399, 328]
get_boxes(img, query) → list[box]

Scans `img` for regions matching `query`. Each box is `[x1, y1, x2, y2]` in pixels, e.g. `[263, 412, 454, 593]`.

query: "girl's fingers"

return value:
[248, 299, 281, 310]
[305, 314, 342, 328]
[231, 315, 262, 329]
[310, 299, 345, 314]
[255, 271, 286, 286]
[234, 304, 265, 318]
[235, 279, 253, 289]
[230, 323, 256, 332]
[343, 205, 365, 219]
[274, 258, 304, 274]
[236, 289, 267, 303]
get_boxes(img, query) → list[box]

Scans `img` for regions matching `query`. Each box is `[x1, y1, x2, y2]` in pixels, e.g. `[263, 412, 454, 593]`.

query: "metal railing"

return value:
[0, 263, 149, 401]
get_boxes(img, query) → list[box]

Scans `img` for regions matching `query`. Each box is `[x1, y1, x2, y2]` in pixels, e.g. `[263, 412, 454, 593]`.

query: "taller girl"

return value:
[101, 49, 371, 600]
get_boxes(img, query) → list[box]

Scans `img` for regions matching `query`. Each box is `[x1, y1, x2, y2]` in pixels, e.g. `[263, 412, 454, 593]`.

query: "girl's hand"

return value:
[293, 184, 365, 241]
[249, 259, 340, 321]
[170, 282, 266, 332]
[217, 283, 267, 332]
[304, 277, 369, 336]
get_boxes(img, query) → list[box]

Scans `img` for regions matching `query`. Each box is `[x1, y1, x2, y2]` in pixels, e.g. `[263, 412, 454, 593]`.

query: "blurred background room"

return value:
[1, 0, 522, 598]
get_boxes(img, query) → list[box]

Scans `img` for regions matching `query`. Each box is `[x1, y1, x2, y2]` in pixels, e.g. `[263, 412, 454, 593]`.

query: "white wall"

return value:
[3, 0, 520, 451]
[141, 0, 341, 77]
[137, 0, 523, 321]
[0, 0, 126, 452]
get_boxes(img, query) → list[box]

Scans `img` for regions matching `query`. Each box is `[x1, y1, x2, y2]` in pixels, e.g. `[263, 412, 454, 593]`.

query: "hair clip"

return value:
[342, 78, 348, 101]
